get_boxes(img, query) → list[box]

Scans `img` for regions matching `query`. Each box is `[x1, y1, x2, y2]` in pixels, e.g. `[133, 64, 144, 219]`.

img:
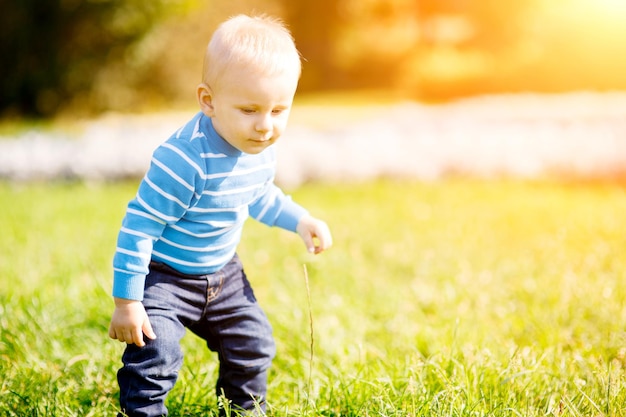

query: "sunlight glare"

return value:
[597, 0, 626, 13]
[575, 0, 626, 15]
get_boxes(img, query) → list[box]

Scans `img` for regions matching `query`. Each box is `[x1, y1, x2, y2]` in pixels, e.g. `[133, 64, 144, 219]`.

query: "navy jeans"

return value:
[117, 255, 276, 417]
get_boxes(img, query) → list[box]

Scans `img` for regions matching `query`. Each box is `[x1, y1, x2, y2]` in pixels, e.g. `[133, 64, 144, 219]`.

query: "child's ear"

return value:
[197, 83, 215, 117]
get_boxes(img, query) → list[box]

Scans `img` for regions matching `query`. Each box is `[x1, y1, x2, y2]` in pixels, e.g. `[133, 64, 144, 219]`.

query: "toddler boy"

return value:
[108, 14, 332, 416]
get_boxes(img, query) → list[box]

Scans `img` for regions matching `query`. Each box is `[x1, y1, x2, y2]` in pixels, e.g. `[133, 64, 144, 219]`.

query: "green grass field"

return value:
[1, 179, 625, 416]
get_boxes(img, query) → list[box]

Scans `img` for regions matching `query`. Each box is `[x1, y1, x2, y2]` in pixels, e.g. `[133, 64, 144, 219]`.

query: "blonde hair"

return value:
[201, 14, 301, 88]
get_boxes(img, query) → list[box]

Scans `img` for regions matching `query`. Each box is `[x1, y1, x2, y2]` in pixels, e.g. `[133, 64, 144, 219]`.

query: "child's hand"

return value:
[108, 298, 156, 347]
[296, 214, 333, 254]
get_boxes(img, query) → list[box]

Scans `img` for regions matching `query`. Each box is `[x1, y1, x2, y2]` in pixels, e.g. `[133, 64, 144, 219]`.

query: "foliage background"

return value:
[2, 0, 626, 117]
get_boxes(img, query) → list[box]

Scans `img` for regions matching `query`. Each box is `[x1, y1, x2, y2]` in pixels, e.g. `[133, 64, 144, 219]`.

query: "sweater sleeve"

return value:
[112, 141, 203, 300]
[248, 182, 308, 232]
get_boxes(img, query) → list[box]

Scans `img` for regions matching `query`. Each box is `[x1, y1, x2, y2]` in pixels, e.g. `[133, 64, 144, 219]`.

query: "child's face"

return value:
[199, 64, 299, 154]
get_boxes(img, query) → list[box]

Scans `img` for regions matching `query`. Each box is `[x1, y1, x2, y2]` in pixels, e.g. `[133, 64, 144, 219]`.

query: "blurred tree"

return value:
[4, 0, 623, 118]
[408, 0, 541, 99]
[101, 0, 283, 112]
[0, 0, 167, 117]
[330, 0, 421, 90]
[280, 0, 541, 98]
[280, 1, 343, 91]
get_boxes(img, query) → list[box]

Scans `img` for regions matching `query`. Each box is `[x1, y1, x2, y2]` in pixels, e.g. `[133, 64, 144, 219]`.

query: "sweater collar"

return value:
[199, 113, 243, 157]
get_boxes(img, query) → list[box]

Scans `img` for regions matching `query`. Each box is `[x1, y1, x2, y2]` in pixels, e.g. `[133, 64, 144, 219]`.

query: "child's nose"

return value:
[255, 113, 272, 132]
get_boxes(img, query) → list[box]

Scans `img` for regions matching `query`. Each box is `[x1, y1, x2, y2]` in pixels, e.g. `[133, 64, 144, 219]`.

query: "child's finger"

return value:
[108, 325, 117, 340]
[313, 227, 332, 254]
[118, 329, 130, 344]
[143, 318, 157, 340]
[131, 328, 146, 347]
[299, 232, 315, 253]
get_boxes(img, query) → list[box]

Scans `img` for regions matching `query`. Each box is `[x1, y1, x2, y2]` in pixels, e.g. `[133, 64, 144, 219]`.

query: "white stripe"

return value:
[162, 142, 204, 177]
[188, 204, 242, 214]
[170, 223, 235, 238]
[152, 250, 234, 268]
[144, 176, 188, 209]
[120, 227, 156, 240]
[151, 158, 195, 193]
[210, 162, 274, 180]
[174, 125, 185, 139]
[202, 182, 264, 197]
[190, 119, 205, 141]
[136, 195, 179, 223]
[200, 152, 227, 158]
[116, 247, 151, 260]
[199, 161, 274, 180]
[127, 208, 167, 225]
[253, 187, 276, 221]
[232, 161, 274, 176]
[113, 267, 139, 274]
[159, 233, 238, 252]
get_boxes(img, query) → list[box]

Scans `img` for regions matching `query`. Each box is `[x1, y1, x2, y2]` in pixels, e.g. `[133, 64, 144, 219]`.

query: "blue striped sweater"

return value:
[112, 112, 307, 300]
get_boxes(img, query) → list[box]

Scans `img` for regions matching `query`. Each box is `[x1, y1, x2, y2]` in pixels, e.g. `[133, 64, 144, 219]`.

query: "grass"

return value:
[1, 178, 626, 416]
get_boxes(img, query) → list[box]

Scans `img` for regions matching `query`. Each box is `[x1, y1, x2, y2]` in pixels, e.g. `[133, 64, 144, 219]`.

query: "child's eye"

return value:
[241, 108, 256, 114]
[272, 108, 285, 115]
